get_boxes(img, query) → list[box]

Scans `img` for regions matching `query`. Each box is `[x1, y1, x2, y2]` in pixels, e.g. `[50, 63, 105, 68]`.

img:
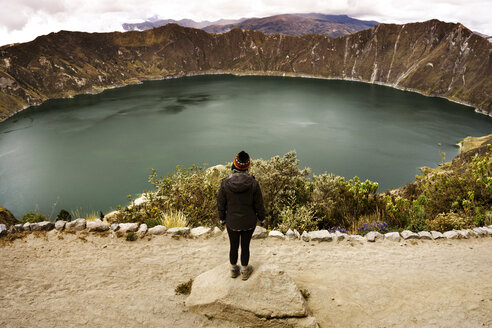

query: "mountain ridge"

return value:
[0, 19, 491, 122]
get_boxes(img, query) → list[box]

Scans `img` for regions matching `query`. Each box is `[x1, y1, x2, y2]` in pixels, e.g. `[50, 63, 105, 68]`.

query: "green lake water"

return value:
[1, 75, 491, 218]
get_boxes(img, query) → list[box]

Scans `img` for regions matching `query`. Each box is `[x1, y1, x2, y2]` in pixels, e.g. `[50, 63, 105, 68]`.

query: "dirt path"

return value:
[1, 231, 491, 327]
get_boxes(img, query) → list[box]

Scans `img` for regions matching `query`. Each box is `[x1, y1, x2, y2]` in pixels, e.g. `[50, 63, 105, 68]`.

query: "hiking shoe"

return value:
[230, 266, 240, 278]
[241, 266, 253, 281]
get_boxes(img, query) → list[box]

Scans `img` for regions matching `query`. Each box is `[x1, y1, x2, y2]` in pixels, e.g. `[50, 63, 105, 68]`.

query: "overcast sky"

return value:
[0, 0, 490, 46]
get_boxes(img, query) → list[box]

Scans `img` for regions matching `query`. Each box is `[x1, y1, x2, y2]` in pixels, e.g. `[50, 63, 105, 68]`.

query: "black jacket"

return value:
[217, 172, 266, 231]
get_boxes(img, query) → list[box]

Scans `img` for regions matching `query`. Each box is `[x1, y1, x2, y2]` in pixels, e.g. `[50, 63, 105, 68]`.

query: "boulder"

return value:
[269, 230, 285, 239]
[443, 231, 460, 239]
[55, 220, 67, 231]
[430, 231, 445, 239]
[118, 223, 139, 233]
[366, 231, 384, 242]
[186, 263, 318, 328]
[384, 232, 401, 242]
[308, 230, 332, 242]
[301, 231, 310, 242]
[0, 207, 17, 227]
[334, 231, 347, 241]
[87, 219, 110, 232]
[401, 230, 420, 240]
[66, 218, 86, 231]
[285, 229, 296, 240]
[252, 226, 267, 239]
[167, 227, 190, 235]
[418, 231, 432, 240]
[190, 226, 211, 238]
[0, 224, 7, 236]
[148, 225, 167, 235]
[136, 223, 148, 236]
[22, 222, 31, 231]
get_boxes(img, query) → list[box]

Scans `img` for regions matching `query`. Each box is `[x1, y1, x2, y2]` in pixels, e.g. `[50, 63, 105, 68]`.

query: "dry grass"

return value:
[161, 209, 188, 228]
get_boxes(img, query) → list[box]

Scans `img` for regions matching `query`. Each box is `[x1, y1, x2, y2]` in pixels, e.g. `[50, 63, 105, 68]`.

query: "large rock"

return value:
[55, 220, 67, 231]
[103, 210, 123, 224]
[384, 232, 401, 242]
[167, 227, 190, 235]
[186, 263, 318, 328]
[366, 231, 384, 242]
[285, 229, 296, 240]
[0, 224, 7, 236]
[13, 224, 24, 233]
[334, 231, 347, 241]
[443, 231, 460, 239]
[473, 227, 487, 237]
[0, 207, 17, 227]
[87, 219, 110, 232]
[308, 230, 332, 242]
[301, 231, 310, 242]
[31, 221, 55, 231]
[118, 223, 139, 233]
[30, 222, 42, 231]
[293, 229, 301, 240]
[269, 230, 285, 239]
[190, 226, 211, 238]
[418, 231, 432, 240]
[22, 222, 31, 231]
[430, 231, 445, 239]
[346, 234, 366, 242]
[252, 226, 268, 239]
[148, 225, 167, 235]
[401, 230, 419, 240]
[65, 218, 86, 231]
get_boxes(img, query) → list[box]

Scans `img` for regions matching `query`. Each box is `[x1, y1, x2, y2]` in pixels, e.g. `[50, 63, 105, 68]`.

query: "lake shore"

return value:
[1, 231, 491, 327]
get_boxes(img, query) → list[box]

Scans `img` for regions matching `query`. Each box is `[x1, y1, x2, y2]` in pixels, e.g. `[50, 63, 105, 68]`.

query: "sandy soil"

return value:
[1, 231, 491, 328]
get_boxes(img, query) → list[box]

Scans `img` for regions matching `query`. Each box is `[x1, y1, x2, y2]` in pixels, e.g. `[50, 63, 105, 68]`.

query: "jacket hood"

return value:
[225, 173, 254, 193]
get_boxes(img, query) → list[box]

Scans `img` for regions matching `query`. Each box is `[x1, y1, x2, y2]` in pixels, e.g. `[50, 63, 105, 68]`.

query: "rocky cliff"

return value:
[0, 19, 491, 122]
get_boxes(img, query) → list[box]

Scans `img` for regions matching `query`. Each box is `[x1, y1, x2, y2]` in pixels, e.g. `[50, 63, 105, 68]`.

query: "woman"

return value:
[217, 151, 265, 280]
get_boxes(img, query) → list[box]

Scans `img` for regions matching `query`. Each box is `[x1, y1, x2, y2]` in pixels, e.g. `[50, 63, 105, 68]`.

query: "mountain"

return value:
[123, 14, 377, 38]
[203, 13, 378, 37]
[0, 20, 491, 122]
[122, 18, 244, 31]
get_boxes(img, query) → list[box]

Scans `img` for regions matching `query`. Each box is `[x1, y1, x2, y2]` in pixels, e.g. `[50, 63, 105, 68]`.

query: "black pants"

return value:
[227, 227, 254, 266]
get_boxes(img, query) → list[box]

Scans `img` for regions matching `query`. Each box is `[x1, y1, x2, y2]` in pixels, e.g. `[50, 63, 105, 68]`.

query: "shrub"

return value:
[357, 221, 389, 236]
[276, 204, 318, 233]
[126, 232, 137, 241]
[426, 212, 473, 232]
[161, 209, 188, 228]
[20, 212, 47, 224]
[56, 209, 72, 222]
[144, 217, 161, 228]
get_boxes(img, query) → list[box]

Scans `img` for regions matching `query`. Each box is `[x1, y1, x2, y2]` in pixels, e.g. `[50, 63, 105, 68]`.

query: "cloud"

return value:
[0, 0, 490, 46]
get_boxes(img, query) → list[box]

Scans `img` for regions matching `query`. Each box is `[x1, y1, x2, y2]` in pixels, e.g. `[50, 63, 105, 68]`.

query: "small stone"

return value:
[308, 230, 332, 242]
[401, 230, 419, 240]
[86, 219, 110, 232]
[366, 231, 384, 242]
[22, 222, 31, 231]
[13, 224, 24, 233]
[457, 230, 470, 239]
[473, 227, 488, 237]
[147, 225, 167, 235]
[30, 222, 41, 231]
[269, 230, 285, 239]
[384, 232, 401, 242]
[118, 222, 139, 233]
[443, 231, 459, 239]
[190, 226, 211, 237]
[485, 228, 492, 236]
[0, 224, 7, 236]
[418, 231, 432, 240]
[334, 231, 347, 241]
[347, 234, 365, 242]
[212, 226, 222, 235]
[55, 220, 66, 231]
[110, 223, 119, 231]
[252, 226, 267, 239]
[301, 231, 310, 242]
[136, 223, 148, 236]
[66, 218, 86, 231]
[167, 227, 190, 235]
[488, 225, 492, 229]
[285, 229, 296, 240]
[430, 231, 444, 239]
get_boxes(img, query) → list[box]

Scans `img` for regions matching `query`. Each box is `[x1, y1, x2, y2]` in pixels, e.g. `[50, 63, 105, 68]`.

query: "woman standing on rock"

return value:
[218, 151, 266, 280]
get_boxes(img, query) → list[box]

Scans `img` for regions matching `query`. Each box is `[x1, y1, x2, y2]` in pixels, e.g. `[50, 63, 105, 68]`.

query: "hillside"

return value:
[0, 19, 491, 121]
[203, 13, 378, 37]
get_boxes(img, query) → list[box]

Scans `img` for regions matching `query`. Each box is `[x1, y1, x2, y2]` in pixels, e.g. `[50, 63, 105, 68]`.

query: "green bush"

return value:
[277, 204, 319, 233]
[56, 209, 72, 222]
[426, 212, 473, 232]
[20, 212, 48, 224]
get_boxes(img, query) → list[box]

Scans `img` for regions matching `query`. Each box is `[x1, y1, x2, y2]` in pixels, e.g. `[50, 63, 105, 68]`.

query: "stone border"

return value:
[1, 221, 491, 242]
